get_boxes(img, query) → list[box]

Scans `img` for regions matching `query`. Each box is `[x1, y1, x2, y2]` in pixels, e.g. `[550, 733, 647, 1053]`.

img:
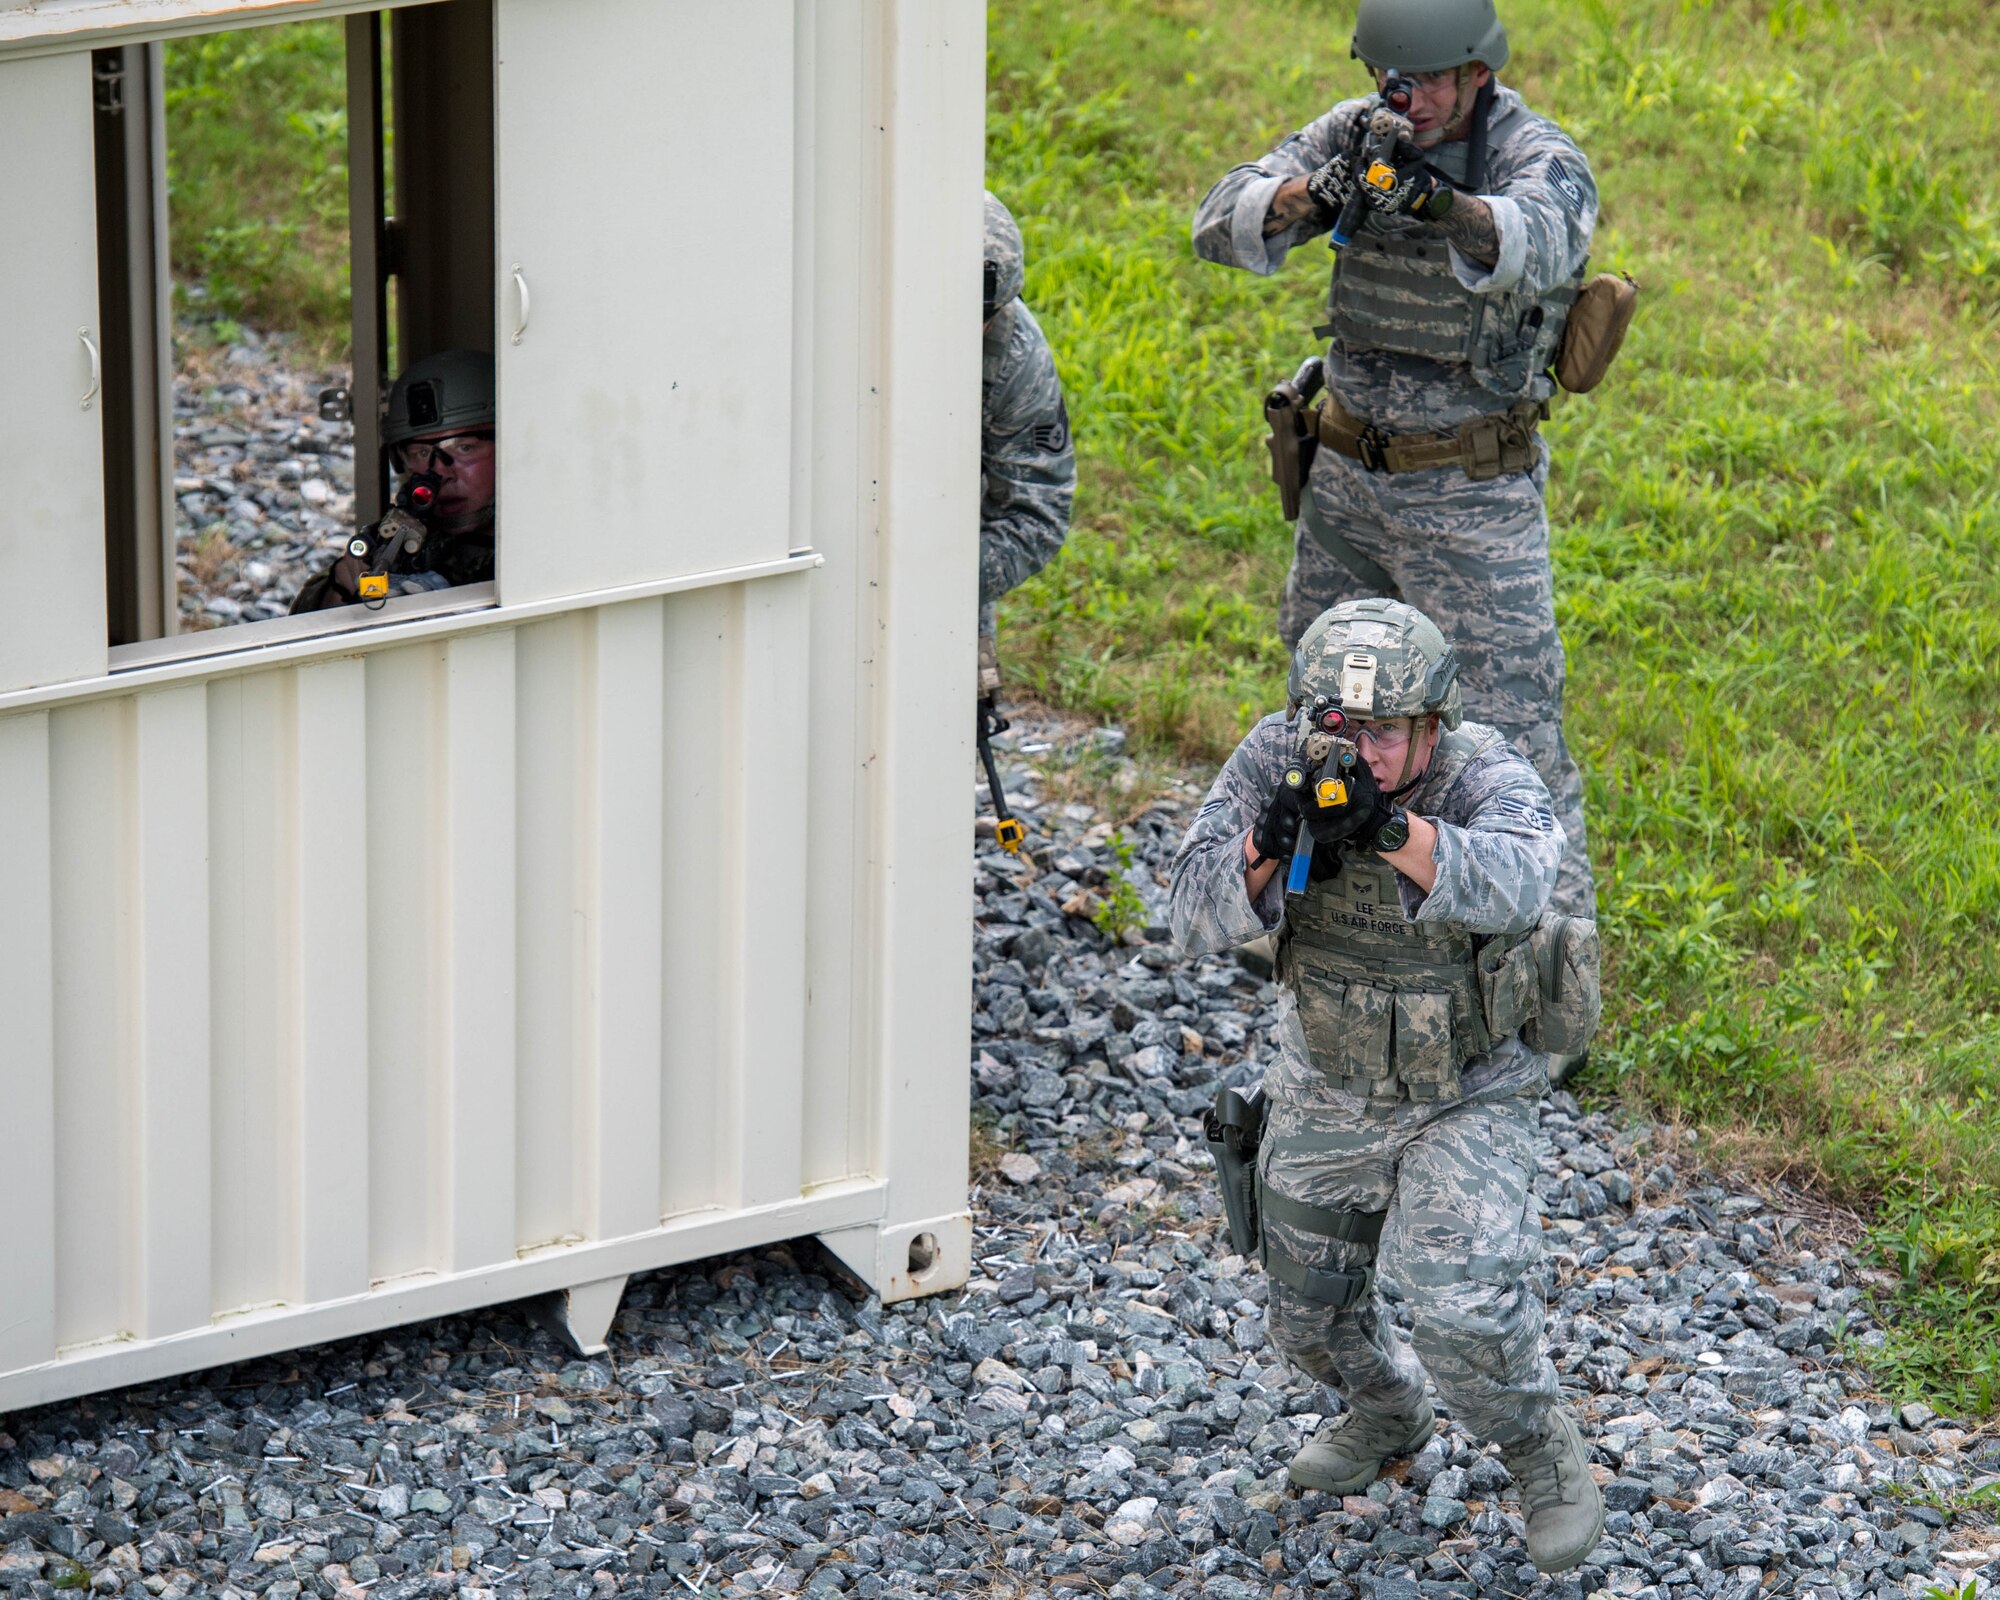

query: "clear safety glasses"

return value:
[393, 431, 494, 472]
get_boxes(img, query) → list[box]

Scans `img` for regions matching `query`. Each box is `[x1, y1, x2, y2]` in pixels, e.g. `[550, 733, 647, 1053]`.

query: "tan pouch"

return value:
[1521, 914, 1603, 1056]
[1392, 990, 1458, 1101]
[1479, 936, 1540, 1041]
[1553, 272, 1639, 394]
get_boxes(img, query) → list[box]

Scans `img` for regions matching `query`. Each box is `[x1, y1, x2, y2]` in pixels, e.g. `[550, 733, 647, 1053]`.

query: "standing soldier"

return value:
[1191, 0, 1606, 920]
[980, 191, 1075, 698]
[1171, 598, 1605, 1577]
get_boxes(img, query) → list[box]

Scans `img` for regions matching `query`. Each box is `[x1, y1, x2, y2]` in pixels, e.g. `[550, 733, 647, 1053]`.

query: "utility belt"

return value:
[1264, 356, 1545, 522]
[1203, 1084, 1387, 1310]
[1311, 393, 1547, 481]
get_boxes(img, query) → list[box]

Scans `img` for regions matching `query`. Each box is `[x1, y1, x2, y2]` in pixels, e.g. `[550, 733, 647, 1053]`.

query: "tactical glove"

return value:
[1304, 152, 1358, 226]
[1301, 755, 1394, 848]
[1358, 142, 1455, 221]
[1250, 781, 1311, 867]
[1307, 841, 1347, 883]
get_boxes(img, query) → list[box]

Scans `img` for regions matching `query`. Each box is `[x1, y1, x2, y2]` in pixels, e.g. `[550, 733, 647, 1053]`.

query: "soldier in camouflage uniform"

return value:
[1190, 0, 1598, 919]
[1169, 598, 1604, 1576]
[980, 192, 1074, 684]
[292, 350, 497, 613]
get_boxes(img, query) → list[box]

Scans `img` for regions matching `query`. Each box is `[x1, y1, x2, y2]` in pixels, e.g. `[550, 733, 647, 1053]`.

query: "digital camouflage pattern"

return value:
[983, 190, 1025, 318]
[1352, 0, 1510, 75]
[1191, 86, 1598, 431]
[1169, 712, 1561, 1088]
[289, 516, 494, 613]
[1289, 596, 1463, 728]
[1191, 85, 1598, 916]
[1282, 449, 1592, 915]
[1258, 1084, 1560, 1448]
[980, 297, 1075, 635]
[1169, 708, 1563, 1444]
[1281, 732, 1527, 1103]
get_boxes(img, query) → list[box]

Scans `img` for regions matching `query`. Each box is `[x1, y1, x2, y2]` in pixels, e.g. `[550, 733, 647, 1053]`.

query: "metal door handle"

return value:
[511, 265, 530, 345]
[79, 328, 101, 410]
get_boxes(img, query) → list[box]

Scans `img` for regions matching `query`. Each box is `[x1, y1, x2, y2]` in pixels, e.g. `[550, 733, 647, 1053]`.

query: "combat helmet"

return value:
[1351, 0, 1509, 75]
[1289, 598, 1463, 730]
[384, 349, 495, 447]
[983, 191, 1025, 322]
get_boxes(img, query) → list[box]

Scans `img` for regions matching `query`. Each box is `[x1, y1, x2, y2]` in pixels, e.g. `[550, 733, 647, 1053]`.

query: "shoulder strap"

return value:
[1465, 77, 1497, 194]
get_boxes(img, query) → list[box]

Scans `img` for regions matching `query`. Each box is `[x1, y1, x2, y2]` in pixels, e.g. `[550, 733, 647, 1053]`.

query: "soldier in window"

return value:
[291, 350, 496, 613]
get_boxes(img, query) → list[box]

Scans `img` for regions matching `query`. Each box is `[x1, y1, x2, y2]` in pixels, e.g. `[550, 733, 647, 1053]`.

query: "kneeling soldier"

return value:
[1169, 597, 1603, 1575]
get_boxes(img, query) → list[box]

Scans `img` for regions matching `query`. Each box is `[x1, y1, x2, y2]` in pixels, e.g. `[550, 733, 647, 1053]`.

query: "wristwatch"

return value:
[1373, 806, 1411, 853]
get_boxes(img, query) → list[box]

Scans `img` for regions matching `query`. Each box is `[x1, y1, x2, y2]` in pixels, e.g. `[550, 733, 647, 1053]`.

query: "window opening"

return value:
[97, 0, 496, 647]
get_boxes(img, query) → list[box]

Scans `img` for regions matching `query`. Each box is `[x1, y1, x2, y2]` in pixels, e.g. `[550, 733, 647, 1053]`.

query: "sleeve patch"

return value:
[1030, 397, 1071, 455]
[1547, 157, 1585, 214]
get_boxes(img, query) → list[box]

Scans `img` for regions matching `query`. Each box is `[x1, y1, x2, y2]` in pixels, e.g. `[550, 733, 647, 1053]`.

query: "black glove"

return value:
[1300, 755, 1393, 848]
[1359, 140, 1454, 220]
[1250, 780, 1310, 866]
[1307, 841, 1346, 883]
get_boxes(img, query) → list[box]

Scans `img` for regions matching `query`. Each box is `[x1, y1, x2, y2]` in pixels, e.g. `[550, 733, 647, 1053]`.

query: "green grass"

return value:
[989, 0, 2000, 1413]
[161, 1, 2000, 1414]
[165, 19, 353, 353]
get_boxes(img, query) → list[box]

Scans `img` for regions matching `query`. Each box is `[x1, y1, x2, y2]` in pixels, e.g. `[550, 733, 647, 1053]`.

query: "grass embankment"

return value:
[166, 2, 1999, 1412]
[989, 0, 2000, 1412]
[166, 20, 352, 353]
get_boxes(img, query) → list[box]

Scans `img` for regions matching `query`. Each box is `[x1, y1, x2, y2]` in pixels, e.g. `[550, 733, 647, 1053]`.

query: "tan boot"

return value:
[1502, 1406, 1605, 1574]
[1287, 1397, 1434, 1495]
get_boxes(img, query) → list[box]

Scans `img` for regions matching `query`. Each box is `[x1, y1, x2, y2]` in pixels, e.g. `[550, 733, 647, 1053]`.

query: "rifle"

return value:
[1281, 695, 1363, 895]
[977, 696, 1026, 856]
[347, 470, 442, 604]
[976, 633, 1026, 855]
[1328, 72, 1419, 250]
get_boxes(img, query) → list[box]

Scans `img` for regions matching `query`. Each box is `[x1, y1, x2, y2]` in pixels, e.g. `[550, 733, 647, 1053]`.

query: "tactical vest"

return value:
[1275, 727, 1543, 1102]
[1322, 95, 1584, 399]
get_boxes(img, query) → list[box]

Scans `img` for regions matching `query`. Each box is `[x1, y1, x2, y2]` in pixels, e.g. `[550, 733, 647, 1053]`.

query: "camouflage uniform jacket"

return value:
[1190, 85, 1598, 433]
[290, 514, 495, 613]
[980, 299, 1074, 618]
[1169, 714, 1563, 1100]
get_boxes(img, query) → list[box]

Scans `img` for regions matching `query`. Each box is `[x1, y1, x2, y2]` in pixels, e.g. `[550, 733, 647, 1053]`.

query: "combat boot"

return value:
[1502, 1405, 1605, 1574]
[1287, 1397, 1434, 1495]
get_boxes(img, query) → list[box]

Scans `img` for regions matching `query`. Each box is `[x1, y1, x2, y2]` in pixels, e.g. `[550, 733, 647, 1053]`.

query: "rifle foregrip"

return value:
[1329, 188, 1367, 249]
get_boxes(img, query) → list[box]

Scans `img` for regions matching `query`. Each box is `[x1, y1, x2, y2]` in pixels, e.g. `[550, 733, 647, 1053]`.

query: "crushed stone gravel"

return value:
[170, 331, 358, 630]
[11, 690, 1997, 1596]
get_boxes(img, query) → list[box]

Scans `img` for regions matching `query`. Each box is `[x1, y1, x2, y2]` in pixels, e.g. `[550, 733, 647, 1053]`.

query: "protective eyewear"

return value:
[1373, 66, 1462, 92]
[1351, 718, 1416, 753]
[392, 431, 494, 472]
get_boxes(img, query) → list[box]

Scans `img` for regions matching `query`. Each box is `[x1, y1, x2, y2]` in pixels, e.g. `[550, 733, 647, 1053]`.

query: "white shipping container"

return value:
[0, 0, 985, 1414]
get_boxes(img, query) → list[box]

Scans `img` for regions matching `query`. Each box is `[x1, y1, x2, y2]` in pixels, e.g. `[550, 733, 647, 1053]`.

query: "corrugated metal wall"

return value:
[0, 0, 984, 1413]
[2, 576, 850, 1367]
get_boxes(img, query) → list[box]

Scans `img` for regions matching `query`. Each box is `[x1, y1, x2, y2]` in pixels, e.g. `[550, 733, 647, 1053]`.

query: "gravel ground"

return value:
[16, 696, 1998, 1593]
[170, 331, 356, 630]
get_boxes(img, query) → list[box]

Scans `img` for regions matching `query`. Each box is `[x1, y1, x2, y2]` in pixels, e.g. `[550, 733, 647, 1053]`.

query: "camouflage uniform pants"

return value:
[1257, 1083, 1560, 1449]
[1277, 447, 1594, 917]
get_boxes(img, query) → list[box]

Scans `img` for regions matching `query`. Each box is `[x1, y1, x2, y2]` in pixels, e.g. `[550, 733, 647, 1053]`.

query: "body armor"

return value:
[1322, 97, 1583, 399]
[1276, 726, 1542, 1100]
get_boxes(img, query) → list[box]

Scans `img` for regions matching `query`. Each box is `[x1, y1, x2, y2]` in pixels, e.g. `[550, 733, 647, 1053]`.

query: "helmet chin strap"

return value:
[1383, 715, 1438, 798]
